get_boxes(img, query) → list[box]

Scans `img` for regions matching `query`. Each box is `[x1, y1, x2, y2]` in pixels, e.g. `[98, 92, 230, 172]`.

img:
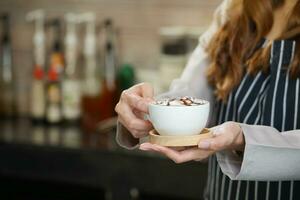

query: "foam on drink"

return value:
[155, 96, 207, 106]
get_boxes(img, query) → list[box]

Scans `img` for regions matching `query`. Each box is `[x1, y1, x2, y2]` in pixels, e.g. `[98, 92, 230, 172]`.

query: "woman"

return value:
[115, 0, 300, 199]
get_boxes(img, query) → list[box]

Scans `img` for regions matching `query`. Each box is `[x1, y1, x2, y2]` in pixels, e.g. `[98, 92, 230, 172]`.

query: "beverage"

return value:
[148, 97, 209, 136]
[155, 96, 207, 106]
[81, 83, 116, 133]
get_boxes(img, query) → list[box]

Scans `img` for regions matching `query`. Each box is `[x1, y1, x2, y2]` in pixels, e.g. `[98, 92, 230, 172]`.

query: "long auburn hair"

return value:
[207, 0, 300, 101]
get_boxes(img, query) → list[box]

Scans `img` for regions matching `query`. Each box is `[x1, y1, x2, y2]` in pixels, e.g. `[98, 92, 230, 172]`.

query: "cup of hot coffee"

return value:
[148, 97, 210, 136]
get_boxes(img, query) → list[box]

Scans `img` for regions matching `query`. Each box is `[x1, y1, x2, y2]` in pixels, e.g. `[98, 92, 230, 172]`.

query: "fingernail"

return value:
[139, 144, 149, 150]
[198, 140, 210, 149]
[139, 146, 150, 151]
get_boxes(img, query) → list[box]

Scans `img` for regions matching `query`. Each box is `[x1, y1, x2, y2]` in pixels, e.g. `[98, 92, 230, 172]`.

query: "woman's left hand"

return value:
[139, 121, 245, 163]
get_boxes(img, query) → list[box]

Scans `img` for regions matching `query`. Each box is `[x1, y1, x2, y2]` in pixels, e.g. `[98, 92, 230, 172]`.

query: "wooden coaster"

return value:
[149, 128, 212, 147]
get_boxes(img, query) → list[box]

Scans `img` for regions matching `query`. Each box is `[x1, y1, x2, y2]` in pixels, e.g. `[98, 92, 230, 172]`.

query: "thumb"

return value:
[198, 126, 228, 151]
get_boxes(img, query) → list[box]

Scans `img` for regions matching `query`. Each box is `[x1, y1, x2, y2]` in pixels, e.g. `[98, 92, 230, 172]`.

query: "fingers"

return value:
[117, 104, 153, 138]
[198, 137, 227, 151]
[120, 83, 154, 113]
[115, 83, 155, 138]
[118, 104, 152, 130]
[140, 143, 183, 163]
[198, 130, 229, 151]
[132, 109, 146, 119]
[118, 117, 150, 138]
[124, 92, 152, 113]
[198, 122, 242, 151]
[139, 82, 154, 98]
[140, 143, 213, 163]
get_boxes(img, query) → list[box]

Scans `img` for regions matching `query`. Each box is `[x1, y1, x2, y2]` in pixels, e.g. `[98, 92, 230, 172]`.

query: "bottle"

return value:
[79, 13, 103, 133]
[80, 13, 101, 97]
[80, 18, 120, 134]
[0, 14, 15, 117]
[62, 13, 81, 123]
[80, 12, 102, 133]
[26, 10, 46, 122]
[103, 19, 117, 92]
[45, 19, 64, 124]
[100, 19, 118, 117]
[46, 68, 62, 124]
[47, 19, 64, 75]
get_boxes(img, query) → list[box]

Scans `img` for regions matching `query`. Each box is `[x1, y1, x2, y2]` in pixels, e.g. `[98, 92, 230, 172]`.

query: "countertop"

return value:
[0, 118, 208, 200]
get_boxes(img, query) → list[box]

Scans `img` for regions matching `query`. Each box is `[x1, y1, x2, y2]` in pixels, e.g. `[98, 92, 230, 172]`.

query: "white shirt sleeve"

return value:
[217, 124, 300, 181]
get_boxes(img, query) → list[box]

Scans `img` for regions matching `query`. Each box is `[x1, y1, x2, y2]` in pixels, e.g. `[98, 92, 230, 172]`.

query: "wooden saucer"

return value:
[149, 128, 212, 147]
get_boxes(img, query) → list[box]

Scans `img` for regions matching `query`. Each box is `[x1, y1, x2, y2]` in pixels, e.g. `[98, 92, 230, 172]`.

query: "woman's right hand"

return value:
[115, 83, 154, 138]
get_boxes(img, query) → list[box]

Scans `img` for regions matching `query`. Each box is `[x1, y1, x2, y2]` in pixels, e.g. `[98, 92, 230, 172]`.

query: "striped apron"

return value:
[204, 39, 300, 200]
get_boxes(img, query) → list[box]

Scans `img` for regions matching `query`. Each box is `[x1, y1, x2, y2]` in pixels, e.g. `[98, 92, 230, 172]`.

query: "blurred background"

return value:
[0, 0, 220, 199]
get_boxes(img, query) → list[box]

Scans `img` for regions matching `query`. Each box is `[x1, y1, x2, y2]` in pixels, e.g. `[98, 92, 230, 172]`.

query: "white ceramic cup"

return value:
[148, 100, 210, 136]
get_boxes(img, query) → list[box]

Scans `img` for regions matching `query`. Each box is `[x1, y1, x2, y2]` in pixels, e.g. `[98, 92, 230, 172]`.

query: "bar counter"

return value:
[0, 118, 208, 200]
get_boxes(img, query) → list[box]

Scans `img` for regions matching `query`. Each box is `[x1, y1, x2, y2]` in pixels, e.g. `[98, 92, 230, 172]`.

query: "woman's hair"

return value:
[206, 0, 300, 101]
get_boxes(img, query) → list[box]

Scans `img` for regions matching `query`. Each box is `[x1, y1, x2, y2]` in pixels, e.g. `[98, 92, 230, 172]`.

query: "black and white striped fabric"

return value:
[204, 39, 300, 200]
